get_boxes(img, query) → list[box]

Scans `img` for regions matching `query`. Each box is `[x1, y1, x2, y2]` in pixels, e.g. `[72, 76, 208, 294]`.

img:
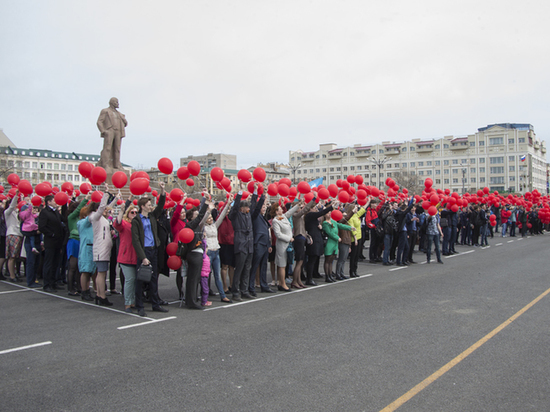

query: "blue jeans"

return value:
[208, 249, 226, 299]
[501, 223, 508, 236]
[426, 234, 442, 262]
[336, 243, 350, 277]
[249, 244, 269, 292]
[480, 224, 489, 246]
[24, 236, 38, 286]
[119, 263, 136, 306]
[442, 226, 451, 254]
[396, 231, 409, 264]
[383, 234, 393, 263]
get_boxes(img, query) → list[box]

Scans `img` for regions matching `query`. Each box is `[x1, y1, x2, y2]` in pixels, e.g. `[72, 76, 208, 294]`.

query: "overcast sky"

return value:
[1, 0, 549, 170]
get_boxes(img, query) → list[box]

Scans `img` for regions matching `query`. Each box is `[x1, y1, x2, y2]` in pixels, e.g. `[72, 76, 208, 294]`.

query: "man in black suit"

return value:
[38, 195, 65, 292]
[248, 193, 273, 295]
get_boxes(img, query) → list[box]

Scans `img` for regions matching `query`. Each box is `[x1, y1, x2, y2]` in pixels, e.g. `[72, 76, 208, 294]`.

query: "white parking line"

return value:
[0, 341, 52, 355]
[389, 267, 407, 271]
[495, 243, 503, 246]
[203, 274, 374, 311]
[507, 240, 514, 243]
[0, 288, 32, 295]
[117, 317, 177, 330]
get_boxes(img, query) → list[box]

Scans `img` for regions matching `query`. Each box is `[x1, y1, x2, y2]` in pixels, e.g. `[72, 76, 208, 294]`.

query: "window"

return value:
[418, 162, 424, 167]
[490, 157, 504, 164]
[470, 168, 476, 173]
[364, 165, 369, 170]
[372, 173, 376, 178]
[508, 139, 514, 144]
[402, 148, 407, 152]
[379, 150, 384, 154]
[435, 160, 440, 166]
[490, 167, 504, 174]
[32, 162, 37, 168]
[453, 178, 458, 184]
[322, 168, 327, 172]
[444, 179, 450, 184]
[316, 155, 319, 159]
[322, 155, 327, 158]
[479, 158, 485, 163]
[509, 156, 515, 162]
[470, 142, 476, 146]
[444, 169, 449, 174]
[453, 169, 458, 174]
[435, 144, 440, 149]
[67, 175, 73, 181]
[509, 176, 516, 181]
[350, 152, 355, 156]
[490, 177, 505, 184]
[509, 166, 515, 172]
[470, 158, 476, 164]
[426, 170, 432, 175]
[444, 144, 449, 149]
[410, 147, 415, 151]
[297, 170, 302, 174]
[480, 177, 485, 183]
[452, 159, 458, 165]
[60, 174, 66, 181]
[61, 164, 66, 170]
[330, 168, 334, 172]
[402, 163, 407, 168]
[394, 163, 399, 168]
[471, 178, 476, 183]
[489, 137, 503, 145]
[343, 167, 347, 171]
[436, 170, 441, 175]
[479, 167, 485, 173]
[387, 173, 392, 177]
[436, 179, 441, 184]
[444, 160, 449, 166]
[309, 169, 314, 173]
[479, 141, 485, 146]
[47, 163, 52, 169]
[410, 162, 415, 167]
[23, 161, 30, 168]
[336, 167, 341, 171]
[426, 161, 432, 166]
[518, 138, 525, 143]
[350, 166, 354, 171]
[68, 165, 73, 171]
[419, 171, 424, 176]
[356, 166, 361, 170]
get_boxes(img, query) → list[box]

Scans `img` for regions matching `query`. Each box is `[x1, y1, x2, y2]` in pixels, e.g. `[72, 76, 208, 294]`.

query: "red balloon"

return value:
[370, 187, 380, 197]
[489, 214, 497, 220]
[178, 228, 195, 243]
[297, 181, 311, 194]
[177, 167, 190, 180]
[111, 171, 128, 189]
[35, 183, 51, 197]
[54, 191, 69, 206]
[167, 255, 182, 270]
[338, 191, 350, 203]
[327, 184, 339, 198]
[7, 174, 20, 187]
[187, 161, 201, 176]
[331, 210, 343, 221]
[79, 183, 92, 195]
[347, 175, 355, 184]
[279, 178, 292, 187]
[490, 220, 496, 227]
[253, 168, 266, 183]
[131, 171, 150, 182]
[78, 162, 93, 178]
[61, 181, 74, 193]
[430, 194, 439, 205]
[267, 184, 278, 196]
[336, 179, 343, 188]
[31, 196, 42, 207]
[483, 187, 489, 194]
[424, 178, 433, 188]
[210, 167, 224, 182]
[133, 199, 138, 205]
[158, 157, 173, 175]
[91, 191, 103, 203]
[18, 180, 33, 196]
[130, 178, 149, 196]
[89, 167, 107, 185]
[170, 188, 184, 203]
[278, 183, 290, 197]
[356, 189, 367, 199]
[0, 185, 4, 194]
[237, 169, 252, 182]
[304, 192, 314, 203]
[318, 188, 330, 200]
[422, 201, 431, 211]
[451, 204, 459, 213]
[220, 177, 231, 190]
[355, 175, 364, 185]
[116, 199, 123, 206]
[166, 242, 179, 256]
[186, 178, 195, 187]
[427, 206, 437, 216]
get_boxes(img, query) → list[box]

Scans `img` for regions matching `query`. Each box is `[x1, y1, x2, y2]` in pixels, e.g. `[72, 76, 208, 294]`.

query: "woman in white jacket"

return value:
[270, 201, 300, 292]
[89, 184, 118, 306]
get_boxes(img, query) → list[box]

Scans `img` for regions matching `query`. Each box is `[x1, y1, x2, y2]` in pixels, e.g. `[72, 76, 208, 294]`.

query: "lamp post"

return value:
[288, 162, 301, 185]
[460, 163, 467, 194]
[369, 156, 388, 189]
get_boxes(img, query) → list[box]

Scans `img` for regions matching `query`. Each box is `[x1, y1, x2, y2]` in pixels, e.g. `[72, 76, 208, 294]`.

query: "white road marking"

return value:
[117, 317, 177, 330]
[0, 288, 32, 295]
[507, 240, 514, 243]
[389, 267, 407, 271]
[495, 243, 503, 246]
[0, 341, 52, 355]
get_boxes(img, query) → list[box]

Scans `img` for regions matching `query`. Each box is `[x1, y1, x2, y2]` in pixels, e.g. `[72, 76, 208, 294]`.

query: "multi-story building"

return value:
[0, 131, 132, 189]
[289, 123, 547, 195]
[180, 153, 237, 170]
[247, 162, 291, 184]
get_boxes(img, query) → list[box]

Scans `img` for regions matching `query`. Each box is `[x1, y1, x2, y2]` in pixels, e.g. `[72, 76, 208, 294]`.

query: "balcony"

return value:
[450, 143, 468, 150]
[416, 145, 434, 153]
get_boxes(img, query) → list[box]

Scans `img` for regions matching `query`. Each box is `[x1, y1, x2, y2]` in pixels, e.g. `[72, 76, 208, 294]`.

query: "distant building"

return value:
[289, 124, 547, 194]
[0, 130, 132, 189]
[247, 162, 291, 184]
[180, 153, 237, 170]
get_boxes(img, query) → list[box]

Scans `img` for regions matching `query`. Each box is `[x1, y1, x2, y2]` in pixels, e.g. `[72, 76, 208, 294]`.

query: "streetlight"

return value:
[460, 163, 467, 194]
[369, 156, 388, 189]
[288, 162, 302, 185]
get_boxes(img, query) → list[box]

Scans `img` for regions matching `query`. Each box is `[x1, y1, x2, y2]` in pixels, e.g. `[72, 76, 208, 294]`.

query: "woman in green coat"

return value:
[322, 212, 354, 283]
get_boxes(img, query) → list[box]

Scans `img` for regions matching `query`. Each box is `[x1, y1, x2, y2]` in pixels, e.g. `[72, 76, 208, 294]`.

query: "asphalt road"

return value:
[1, 233, 549, 412]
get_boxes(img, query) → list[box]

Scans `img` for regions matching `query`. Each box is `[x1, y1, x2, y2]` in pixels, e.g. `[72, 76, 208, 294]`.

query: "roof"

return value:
[354, 146, 372, 150]
[416, 140, 435, 146]
[0, 146, 131, 167]
[329, 149, 343, 153]
[478, 123, 533, 132]
[384, 143, 401, 148]
[0, 130, 16, 147]
[451, 137, 468, 143]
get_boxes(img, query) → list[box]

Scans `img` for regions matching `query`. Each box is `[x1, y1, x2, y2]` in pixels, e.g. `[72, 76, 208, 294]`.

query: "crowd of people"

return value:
[1, 181, 547, 316]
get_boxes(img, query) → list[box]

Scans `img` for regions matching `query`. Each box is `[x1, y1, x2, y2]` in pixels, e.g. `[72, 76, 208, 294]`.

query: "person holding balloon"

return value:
[114, 198, 140, 312]
[425, 209, 444, 264]
[38, 194, 66, 292]
[322, 209, 355, 282]
[304, 200, 335, 285]
[19, 198, 42, 287]
[4, 193, 24, 283]
[65, 195, 90, 295]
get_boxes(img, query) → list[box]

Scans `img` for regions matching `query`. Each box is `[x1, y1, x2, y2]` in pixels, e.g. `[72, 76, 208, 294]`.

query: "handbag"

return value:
[137, 264, 153, 283]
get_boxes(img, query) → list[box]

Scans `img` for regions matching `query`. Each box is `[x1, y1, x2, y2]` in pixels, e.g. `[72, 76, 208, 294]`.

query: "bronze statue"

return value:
[97, 97, 127, 171]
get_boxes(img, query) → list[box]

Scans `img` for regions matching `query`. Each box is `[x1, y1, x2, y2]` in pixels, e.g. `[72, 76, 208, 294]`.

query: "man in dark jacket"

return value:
[38, 195, 65, 292]
[304, 201, 334, 285]
[229, 187, 258, 301]
[249, 192, 273, 294]
[395, 198, 416, 266]
[131, 182, 168, 316]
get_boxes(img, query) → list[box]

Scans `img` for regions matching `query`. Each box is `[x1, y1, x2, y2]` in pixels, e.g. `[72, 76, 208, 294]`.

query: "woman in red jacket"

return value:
[113, 201, 139, 313]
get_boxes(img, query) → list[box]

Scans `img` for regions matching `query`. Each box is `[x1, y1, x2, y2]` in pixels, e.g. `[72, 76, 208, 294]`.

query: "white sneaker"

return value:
[32, 248, 40, 254]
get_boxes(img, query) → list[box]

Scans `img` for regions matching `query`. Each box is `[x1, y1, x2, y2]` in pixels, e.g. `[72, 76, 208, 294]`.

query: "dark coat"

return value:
[305, 205, 333, 256]
[228, 192, 256, 254]
[131, 194, 166, 262]
[251, 194, 270, 248]
[38, 206, 65, 249]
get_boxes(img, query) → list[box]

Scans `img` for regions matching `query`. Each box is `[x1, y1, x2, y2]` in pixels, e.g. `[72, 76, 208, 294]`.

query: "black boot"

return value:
[97, 296, 113, 307]
[81, 290, 94, 301]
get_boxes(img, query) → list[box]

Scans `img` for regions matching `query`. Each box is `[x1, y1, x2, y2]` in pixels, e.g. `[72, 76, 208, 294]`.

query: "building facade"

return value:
[180, 153, 237, 170]
[289, 124, 547, 195]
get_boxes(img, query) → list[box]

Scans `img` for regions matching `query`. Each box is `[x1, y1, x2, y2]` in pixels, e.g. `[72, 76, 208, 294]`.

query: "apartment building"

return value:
[289, 123, 547, 194]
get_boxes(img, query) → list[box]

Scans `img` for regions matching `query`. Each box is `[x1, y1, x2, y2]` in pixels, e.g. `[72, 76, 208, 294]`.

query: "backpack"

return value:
[384, 213, 398, 235]
[375, 219, 385, 237]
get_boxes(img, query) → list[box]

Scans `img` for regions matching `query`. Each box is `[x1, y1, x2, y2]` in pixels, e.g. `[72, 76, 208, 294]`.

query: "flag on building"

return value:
[520, 154, 526, 162]
[308, 177, 324, 188]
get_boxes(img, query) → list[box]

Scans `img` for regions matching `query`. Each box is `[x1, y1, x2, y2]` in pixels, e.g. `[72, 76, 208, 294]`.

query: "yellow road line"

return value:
[380, 286, 550, 412]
